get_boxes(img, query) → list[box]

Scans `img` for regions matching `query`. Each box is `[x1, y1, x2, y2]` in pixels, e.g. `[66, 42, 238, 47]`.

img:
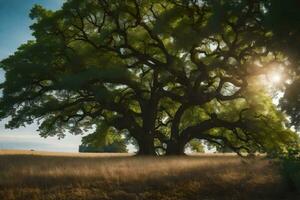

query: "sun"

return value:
[268, 71, 282, 84]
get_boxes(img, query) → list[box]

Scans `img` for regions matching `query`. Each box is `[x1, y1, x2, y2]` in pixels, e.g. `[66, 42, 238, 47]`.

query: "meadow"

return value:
[0, 150, 299, 200]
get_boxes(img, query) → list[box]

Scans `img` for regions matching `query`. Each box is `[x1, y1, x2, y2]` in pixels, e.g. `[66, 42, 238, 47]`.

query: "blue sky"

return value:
[0, 0, 84, 152]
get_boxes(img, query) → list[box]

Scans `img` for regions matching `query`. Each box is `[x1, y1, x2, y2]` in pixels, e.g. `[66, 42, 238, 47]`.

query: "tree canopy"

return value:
[0, 0, 299, 156]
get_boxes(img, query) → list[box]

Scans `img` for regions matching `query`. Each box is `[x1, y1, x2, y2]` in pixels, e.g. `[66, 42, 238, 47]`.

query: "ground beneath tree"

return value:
[0, 150, 299, 200]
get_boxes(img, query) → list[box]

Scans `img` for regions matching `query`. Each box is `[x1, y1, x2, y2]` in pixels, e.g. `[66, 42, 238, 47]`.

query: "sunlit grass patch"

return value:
[0, 151, 298, 200]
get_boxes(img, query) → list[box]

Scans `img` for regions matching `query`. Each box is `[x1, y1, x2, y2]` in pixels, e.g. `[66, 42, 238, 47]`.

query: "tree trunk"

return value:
[136, 135, 156, 155]
[165, 140, 186, 155]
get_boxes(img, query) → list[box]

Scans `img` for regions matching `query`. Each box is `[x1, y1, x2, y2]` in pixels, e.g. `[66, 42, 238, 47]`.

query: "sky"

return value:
[0, 0, 85, 152]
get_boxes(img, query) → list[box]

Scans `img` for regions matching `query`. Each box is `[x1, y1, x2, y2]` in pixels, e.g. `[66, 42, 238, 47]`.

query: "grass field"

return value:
[0, 150, 299, 200]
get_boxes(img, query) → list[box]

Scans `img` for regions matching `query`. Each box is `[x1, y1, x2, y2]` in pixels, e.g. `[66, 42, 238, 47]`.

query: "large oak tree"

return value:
[0, 0, 298, 155]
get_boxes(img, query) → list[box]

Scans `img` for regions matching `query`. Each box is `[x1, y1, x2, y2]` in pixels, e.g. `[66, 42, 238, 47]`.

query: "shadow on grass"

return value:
[0, 154, 299, 200]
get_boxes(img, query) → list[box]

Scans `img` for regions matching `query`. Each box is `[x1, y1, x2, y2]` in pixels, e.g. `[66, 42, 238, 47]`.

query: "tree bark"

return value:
[136, 135, 156, 155]
[165, 140, 186, 155]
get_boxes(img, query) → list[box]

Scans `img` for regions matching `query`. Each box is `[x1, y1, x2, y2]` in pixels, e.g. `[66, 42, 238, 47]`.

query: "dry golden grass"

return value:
[0, 150, 298, 200]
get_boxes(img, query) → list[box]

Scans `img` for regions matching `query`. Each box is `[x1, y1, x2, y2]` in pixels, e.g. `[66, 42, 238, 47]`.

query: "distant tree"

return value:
[186, 139, 205, 153]
[216, 146, 232, 153]
[79, 142, 127, 153]
[0, 0, 299, 155]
